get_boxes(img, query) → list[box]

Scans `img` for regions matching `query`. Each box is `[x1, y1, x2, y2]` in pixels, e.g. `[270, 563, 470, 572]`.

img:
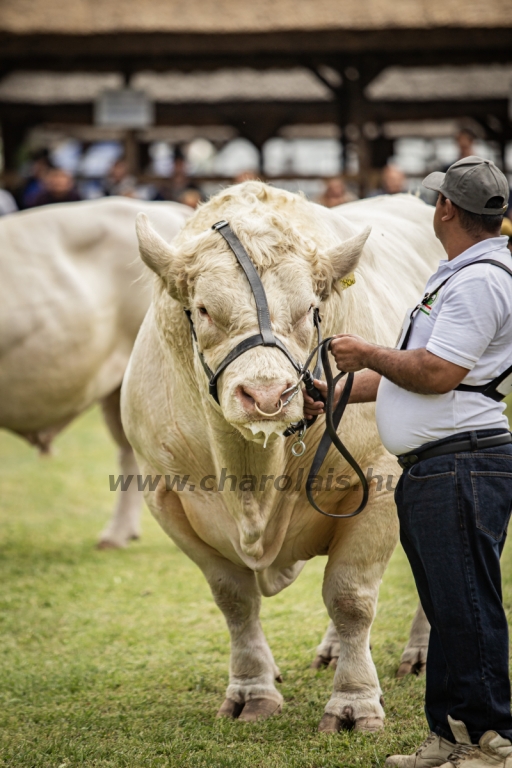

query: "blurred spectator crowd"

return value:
[0, 128, 511, 240]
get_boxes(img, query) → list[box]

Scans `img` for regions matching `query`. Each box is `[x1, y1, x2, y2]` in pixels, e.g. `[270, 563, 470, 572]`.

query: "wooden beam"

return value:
[0, 30, 511, 71]
[2, 98, 508, 130]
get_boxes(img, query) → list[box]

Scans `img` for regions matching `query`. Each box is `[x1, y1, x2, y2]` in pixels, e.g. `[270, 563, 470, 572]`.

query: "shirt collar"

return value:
[439, 236, 509, 271]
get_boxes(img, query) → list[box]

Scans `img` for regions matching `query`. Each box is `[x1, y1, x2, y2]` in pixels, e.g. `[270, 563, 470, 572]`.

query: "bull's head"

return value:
[136, 183, 370, 446]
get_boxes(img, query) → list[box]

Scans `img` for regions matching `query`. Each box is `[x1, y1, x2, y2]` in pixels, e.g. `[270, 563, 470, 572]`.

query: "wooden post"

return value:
[124, 129, 139, 175]
[0, 117, 27, 180]
[333, 59, 384, 198]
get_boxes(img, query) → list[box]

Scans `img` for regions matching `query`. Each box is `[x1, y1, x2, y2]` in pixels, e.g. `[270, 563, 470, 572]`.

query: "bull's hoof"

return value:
[238, 698, 282, 722]
[216, 698, 244, 719]
[275, 674, 283, 684]
[96, 539, 123, 550]
[396, 660, 426, 678]
[318, 713, 343, 733]
[354, 716, 384, 732]
[311, 654, 330, 670]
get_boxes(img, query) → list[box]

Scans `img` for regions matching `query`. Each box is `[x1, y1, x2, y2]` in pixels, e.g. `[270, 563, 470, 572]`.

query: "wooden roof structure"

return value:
[2, 0, 510, 34]
[0, 0, 511, 181]
[1, 0, 511, 73]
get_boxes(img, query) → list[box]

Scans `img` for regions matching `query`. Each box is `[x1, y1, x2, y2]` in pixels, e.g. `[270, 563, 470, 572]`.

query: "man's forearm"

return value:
[363, 345, 462, 395]
[348, 369, 382, 403]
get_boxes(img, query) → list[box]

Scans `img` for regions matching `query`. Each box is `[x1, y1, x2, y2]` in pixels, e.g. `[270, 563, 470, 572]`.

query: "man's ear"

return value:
[136, 213, 180, 297]
[326, 226, 371, 282]
[442, 198, 457, 222]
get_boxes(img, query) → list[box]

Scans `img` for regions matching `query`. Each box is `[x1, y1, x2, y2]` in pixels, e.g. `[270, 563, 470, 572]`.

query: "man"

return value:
[502, 217, 512, 253]
[305, 156, 512, 768]
[368, 164, 408, 197]
[31, 167, 81, 207]
[319, 177, 358, 208]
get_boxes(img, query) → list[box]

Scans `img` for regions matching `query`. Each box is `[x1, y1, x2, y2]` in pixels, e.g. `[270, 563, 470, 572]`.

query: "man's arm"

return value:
[330, 335, 469, 394]
[303, 337, 469, 419]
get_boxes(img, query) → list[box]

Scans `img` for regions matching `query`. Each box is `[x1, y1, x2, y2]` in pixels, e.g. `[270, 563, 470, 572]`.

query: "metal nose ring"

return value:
[254, 400, 284, 418]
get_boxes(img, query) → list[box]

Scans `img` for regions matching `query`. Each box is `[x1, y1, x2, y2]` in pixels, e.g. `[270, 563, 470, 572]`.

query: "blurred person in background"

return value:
[103, 157, 137, 197]
[21, 149, 53, 208]
[31, 167, 81, 207]
[0, 187, 18, 216]
[234, 170, 259, 183]
[456, 128, 477, 161]
[159, 145, 203, 204]
[319, 176, 357, 207]
[368, 164, 408, 197]
[178, 188, 202, 209]
[502, 217, 512, 253]
[440, 128, 478, 173]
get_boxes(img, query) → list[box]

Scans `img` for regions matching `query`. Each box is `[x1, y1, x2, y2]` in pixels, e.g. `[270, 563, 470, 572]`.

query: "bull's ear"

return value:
[136, 212, 179, 284]
[326, 226, 371, 282]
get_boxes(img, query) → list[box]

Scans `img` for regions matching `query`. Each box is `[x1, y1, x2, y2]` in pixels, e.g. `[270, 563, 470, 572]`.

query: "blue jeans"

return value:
[395, 430, 512, 743]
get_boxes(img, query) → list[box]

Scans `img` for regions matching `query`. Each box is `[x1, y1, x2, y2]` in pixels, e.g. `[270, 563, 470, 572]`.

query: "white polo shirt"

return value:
[376, 236, 512, 455]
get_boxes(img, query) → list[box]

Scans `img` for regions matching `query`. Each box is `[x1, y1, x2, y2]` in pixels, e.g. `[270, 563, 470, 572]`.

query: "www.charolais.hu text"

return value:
[109, 468, 398, 493]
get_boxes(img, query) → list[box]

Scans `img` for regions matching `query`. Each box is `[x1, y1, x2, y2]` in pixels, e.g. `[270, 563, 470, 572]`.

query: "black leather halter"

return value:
[184, 219, 368, 519]
[184, 220, 322, 406]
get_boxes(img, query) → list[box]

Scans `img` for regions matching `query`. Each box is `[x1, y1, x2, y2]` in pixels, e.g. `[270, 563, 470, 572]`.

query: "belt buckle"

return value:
[398, 454, 418, 470]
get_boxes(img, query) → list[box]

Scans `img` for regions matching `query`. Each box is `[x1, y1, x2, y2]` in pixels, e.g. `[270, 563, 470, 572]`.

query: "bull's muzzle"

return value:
[236, 382, 293, 418]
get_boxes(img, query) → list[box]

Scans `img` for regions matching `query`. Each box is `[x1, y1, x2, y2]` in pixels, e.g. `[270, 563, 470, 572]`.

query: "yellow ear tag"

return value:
[339, 272, 356, 291]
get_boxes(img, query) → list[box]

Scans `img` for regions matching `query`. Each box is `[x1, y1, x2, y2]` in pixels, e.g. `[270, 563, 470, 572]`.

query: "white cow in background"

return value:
[0, 197, 190, 548]
[122, 182, 443, 731]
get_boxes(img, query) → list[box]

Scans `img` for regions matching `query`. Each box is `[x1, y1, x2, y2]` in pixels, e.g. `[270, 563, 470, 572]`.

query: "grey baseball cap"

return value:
[422, 155, 509, 215]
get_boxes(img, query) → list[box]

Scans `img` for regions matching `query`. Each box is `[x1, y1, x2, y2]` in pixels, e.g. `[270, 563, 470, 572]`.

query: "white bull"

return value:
[0, 197, 190, 547]
[121, 182, 443, 730]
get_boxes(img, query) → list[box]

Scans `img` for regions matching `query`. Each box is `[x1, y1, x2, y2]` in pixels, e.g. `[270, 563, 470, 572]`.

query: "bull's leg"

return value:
[98, 387, 143, 548]
[396, 602, 430, 678]
[311, 620, 340, 670]
[148, 486, 283, 722]
[319, 491, 398, 734]
[209, 561, 283, 722]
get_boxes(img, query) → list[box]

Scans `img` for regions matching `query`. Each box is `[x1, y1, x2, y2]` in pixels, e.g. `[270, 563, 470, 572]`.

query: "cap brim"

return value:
[422, 171, 446, 192]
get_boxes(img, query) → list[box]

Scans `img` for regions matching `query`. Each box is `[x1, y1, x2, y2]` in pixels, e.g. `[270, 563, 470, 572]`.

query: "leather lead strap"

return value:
[305, 341, 369, 519]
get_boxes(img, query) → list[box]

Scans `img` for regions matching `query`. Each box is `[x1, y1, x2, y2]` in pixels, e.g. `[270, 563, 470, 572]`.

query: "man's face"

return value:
[382, 166, 405, 194]
[47, 169, 73, 196]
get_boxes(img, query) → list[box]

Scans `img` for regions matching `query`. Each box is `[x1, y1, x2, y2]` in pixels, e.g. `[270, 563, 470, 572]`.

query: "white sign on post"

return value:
[94, 89, 154, 128]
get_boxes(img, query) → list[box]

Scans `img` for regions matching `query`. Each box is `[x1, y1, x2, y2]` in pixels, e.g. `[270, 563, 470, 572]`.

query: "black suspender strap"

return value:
[402, 257, 512, 401]
[401, 258, 512, 352]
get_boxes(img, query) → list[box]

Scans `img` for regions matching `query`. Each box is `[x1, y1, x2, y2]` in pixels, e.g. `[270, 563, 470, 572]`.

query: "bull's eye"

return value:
[198, 306, 209, 317]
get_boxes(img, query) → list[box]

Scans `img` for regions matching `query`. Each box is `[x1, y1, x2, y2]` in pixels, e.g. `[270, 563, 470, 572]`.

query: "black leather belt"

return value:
[397, 431, 512, 470]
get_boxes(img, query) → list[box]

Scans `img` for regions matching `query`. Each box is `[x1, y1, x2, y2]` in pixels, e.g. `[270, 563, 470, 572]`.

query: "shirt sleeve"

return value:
[425, 265, 505, 370]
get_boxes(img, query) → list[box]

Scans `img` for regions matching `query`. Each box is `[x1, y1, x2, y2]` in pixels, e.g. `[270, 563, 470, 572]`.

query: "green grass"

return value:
[1, 403, 512, 767]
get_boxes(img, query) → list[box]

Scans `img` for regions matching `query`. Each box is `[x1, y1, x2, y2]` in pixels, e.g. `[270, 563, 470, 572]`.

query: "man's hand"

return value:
[303, 370, 382, 418]
[329, 334, 375, 372]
